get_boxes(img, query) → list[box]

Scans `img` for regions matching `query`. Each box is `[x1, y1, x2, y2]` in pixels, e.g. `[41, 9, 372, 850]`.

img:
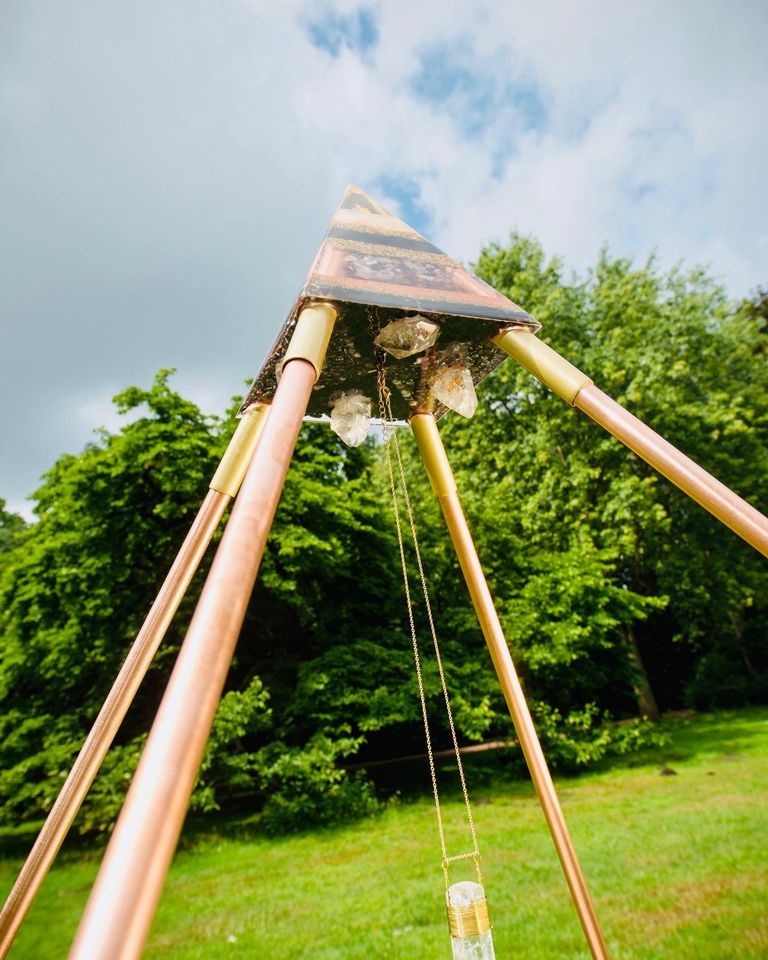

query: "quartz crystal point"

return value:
[329, 391, 371, 447]
[447, 881, 495, 960]
[432, 366, 478, 418]
[374, 315, 440, 359]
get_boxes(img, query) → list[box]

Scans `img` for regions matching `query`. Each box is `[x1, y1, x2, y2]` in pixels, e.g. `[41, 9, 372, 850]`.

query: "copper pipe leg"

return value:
[575, 385, 768, 558]
[493, 328, 768, 558]
[0, 488, 229, 959]
[0, 405, 270, 958]
[68, 357, 320, 960]
[410, 412, 610, 960]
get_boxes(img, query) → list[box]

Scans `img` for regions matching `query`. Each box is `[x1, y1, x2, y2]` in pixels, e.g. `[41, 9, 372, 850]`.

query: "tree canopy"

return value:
[468, 239, 768, 712]
[1, 238, 766, 835]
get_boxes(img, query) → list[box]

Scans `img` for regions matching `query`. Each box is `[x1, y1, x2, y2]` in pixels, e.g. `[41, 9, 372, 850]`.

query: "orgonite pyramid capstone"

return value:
[240, 185, 538, 421]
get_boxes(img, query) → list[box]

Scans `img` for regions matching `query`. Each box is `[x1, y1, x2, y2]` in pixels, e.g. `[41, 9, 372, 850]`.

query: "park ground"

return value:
[1, 708, 766, 959]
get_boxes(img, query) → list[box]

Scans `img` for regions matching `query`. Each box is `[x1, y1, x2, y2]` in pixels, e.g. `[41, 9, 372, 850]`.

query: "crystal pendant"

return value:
[329, 391, 371, 447]
[374, 315, 440, 359]
[431, 366, 478, 418]
[447, 881, 495, 960]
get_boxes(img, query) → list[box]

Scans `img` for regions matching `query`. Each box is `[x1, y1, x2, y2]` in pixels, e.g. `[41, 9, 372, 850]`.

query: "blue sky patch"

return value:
[373, 175, 433, 238]
[304, 6, 378, 58]
[411, 42, 547, 143]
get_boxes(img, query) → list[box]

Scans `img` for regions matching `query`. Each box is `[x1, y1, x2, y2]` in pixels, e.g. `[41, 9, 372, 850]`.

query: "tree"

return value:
[0, 371, 223, 827]
[2, 241, 765, 837]
[0, 372, 403, 832]
[0, 500, 27, 555]
[435, 235, 768, 718]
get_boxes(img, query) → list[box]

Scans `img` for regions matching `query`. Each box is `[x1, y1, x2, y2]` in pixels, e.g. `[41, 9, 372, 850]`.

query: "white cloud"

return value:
[278, 1, 767, 289]
[2, 0, 766, 507]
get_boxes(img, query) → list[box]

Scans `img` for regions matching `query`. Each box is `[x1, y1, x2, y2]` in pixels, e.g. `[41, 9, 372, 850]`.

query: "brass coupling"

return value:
[278, 301, 338, 383]
[209, 404, 269, 498]
[493, 328, 592, 405]
[409, 413, 456, 499]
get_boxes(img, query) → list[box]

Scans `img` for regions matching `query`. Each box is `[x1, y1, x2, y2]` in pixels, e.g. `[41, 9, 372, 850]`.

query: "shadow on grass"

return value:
[557, 707, 767, 781]
[1, 708, 765, 867]
[0, 822, 46, 862]
[369, 707, 768, 801]
[616, 709, 764, 762]
[0, 819, 108, 866]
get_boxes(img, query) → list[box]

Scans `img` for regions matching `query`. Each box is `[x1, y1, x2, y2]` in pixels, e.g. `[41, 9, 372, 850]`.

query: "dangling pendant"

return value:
[446, 881, 495, 959]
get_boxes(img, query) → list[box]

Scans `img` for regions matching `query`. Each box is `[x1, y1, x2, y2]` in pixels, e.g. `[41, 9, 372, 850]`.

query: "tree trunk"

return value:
[730, 611, 758, 679]
[624, 624, 660, 721]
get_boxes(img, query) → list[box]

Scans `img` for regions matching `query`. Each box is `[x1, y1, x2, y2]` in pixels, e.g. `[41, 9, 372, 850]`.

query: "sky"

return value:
[2, 0, 767, 519]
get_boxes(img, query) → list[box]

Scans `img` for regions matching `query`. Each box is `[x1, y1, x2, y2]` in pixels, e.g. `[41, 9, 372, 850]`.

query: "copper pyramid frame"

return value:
[2, 188, 767, 960]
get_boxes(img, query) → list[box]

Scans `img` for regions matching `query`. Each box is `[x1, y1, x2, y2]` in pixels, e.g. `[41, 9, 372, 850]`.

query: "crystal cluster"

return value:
[374, 315, 440, 359]
[432, 366, 478, 418]
[329, 391, 371, 447]
[448, 881, 495, 960]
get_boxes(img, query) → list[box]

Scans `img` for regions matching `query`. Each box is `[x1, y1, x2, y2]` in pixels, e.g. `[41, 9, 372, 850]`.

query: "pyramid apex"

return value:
[241, 187, 539, 420]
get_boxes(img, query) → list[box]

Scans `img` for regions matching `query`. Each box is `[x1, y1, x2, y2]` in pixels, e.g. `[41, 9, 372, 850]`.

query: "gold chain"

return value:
[376, 360, 482, 890]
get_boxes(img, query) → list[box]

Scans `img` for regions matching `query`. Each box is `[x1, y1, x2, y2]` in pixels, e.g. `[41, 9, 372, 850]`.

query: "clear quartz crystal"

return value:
[374, 315, 440, 358]
[329, 391, 371, 447]
[432, 366, 478, 418]
[448, 882, 495, 960]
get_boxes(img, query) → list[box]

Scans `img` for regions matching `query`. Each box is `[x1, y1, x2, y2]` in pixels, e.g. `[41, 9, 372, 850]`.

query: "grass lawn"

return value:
[1, 708, 766, 958]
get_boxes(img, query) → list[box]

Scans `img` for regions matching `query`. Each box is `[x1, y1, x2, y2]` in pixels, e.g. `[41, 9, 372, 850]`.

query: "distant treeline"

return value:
[1, 235, 766, 834]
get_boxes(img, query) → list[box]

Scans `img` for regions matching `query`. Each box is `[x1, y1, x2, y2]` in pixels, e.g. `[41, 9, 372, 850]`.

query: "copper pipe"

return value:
[410, 413, 610, 960]
[0, 488, 228, 959]
[0, 405, 270, 957]
[68, 358, 318, 960]
[493, 328, 768, 558]
[575, 385, 768, 558]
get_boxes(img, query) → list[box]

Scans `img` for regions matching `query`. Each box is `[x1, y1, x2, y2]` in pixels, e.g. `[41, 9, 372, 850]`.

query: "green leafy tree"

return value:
[447, 235, 768, 719]
[0, 373, 403, 833]
[3, 242, 766, 836]
[0, 371, 223, 827]
[0, 500, 27, 555]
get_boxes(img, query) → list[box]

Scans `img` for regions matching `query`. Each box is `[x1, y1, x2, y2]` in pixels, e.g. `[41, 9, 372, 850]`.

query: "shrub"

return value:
[532, 701, 668, 772]
[256, 734, 380, 834]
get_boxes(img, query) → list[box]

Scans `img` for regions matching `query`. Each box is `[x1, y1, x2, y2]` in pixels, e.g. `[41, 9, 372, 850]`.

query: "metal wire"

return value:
[376, 358, 482, 890]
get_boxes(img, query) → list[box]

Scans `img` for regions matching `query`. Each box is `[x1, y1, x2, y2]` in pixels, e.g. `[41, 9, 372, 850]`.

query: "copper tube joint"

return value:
[493, 328, 592, 404]
[494, 329, 768, 558]
[210, 403, 270, 497]
[278, 301, 337, 381]
[0, 402, 276, 957]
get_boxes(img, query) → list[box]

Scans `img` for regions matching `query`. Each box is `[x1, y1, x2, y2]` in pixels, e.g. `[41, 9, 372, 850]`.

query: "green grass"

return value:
[2, 709, 767, 958]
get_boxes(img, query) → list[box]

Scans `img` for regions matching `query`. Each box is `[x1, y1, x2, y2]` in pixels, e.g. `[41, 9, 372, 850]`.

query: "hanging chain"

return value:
[376, 357, 482, 889]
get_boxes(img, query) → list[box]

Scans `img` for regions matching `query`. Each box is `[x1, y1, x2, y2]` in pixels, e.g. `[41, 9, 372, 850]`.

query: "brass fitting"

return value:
[278, 301, 338, 383]
[209, 404, 269, 497]
[410, 413, 456, 498]
[492, 328, 592, 405]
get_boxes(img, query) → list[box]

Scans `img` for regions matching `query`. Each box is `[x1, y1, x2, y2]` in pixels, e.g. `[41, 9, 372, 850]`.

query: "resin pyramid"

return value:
[298, 185, 533, 322]
[241, 185, 538, 420]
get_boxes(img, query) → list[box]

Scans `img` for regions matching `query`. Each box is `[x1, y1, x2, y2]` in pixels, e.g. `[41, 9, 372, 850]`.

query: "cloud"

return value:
[410, 39, 548, 145]
[1, 0, 766, 512]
